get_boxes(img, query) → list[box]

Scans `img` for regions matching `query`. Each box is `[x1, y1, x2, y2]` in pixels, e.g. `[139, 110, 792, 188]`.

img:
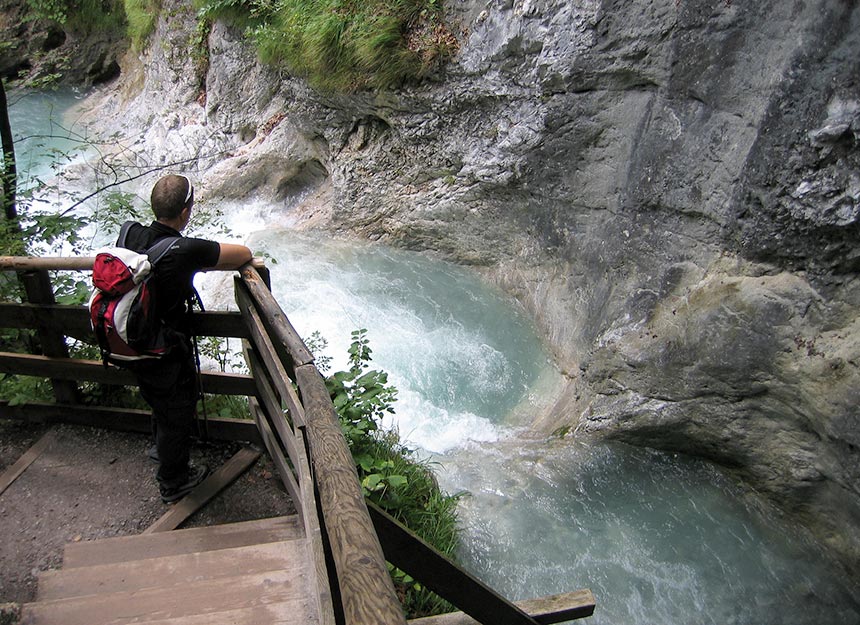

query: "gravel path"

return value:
[0, 419, 294, 605]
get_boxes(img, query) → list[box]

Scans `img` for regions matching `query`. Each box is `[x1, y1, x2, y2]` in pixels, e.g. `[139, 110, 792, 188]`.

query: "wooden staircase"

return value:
[20, 515, 321, 625]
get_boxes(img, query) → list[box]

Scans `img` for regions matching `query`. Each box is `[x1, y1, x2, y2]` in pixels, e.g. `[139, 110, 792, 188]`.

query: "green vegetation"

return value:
[123, 0, 161, 50]
[198, 0, 459, 91]
[323, 329, 460, 617]
[25, 0, 127, 38]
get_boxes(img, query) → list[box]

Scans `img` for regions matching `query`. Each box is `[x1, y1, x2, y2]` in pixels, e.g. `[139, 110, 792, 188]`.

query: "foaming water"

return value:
[243, 228, 555, 453]
[243, 227, 858, 623]
[439, 440, 860, 624]
[245, 228, 859, 623]
[15, 91, 860, 624]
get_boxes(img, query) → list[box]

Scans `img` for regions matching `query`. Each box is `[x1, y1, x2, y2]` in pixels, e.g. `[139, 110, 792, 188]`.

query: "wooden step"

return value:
[114, 600, 319, 625]
[38, 539, 306, 601]
[21, 568, 311, 625]
[62, 515, 302, 568]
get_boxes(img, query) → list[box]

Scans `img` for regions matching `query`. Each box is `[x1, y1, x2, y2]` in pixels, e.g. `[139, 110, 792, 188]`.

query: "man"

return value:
[121, 174, 252, 503]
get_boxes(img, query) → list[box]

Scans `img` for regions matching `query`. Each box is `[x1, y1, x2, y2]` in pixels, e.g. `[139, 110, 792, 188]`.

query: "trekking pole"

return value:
[192, 332, 210, 442]
[190, 288, 209, 442]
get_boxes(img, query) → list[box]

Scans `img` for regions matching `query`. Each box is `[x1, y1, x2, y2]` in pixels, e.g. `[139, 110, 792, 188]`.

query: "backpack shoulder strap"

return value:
[116, 221, 138, 248]
[146, 237, 180, 266]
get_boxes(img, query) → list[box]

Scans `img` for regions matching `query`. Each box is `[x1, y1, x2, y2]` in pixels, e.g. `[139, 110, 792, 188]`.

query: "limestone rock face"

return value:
[82, 0, 860, 579]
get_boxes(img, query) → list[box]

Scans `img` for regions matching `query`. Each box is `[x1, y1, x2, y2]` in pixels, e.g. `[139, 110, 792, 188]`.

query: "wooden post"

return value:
[20, 269, 78, 404]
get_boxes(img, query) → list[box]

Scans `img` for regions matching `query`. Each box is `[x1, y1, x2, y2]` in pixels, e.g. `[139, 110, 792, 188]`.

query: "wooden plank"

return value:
[39, 539, 306, 600]
[368, 502, 540, 625]
[296, 425, 337, 625]
[236, 285, 305, 426]
[0, 430, 55, 496]
[20, 568, 309, 625]
[295, 363, 405, 625]
[0, 401, 262, 445]
[0, 303, 92, 341]
[244, 344, 303, 471]
[144, 447, 261, 533]
[0, 352, 256, 396]
[249, 397, 302, 516]
[236, 269, 314, 367]
[105, 600, 319, 625]
[244, 338, 329, 623]
[63, 515, 303, 568]
[0, 304, 248, 340]
[407, 590, 597, 625]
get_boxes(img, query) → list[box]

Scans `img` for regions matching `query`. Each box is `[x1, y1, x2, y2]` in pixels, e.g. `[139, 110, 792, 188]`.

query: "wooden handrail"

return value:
[0, 255, 268, 272]
[0, 255, 95, 271]
[296, 364, 406, 625]
[238, 265, 314, 367]
[236, 263, 404, 625]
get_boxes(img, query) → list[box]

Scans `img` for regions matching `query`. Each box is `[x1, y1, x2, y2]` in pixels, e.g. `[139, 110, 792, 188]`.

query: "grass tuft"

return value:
[124, 0, 161, 50]
[203, 0, 458, 91]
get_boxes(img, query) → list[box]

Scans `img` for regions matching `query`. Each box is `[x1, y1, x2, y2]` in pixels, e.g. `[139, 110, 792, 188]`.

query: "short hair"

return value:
[151, 174, 194, 220]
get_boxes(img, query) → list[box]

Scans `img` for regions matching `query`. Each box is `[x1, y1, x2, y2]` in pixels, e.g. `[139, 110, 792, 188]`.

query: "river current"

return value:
[10, 90, 860, 624]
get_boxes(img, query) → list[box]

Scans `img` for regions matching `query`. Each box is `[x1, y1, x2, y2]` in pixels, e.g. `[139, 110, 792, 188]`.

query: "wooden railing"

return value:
[235, 264, 404, 625]
[0, 255, 595, 625]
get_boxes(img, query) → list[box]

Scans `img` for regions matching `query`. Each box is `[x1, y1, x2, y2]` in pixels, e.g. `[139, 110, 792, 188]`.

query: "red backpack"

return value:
[89, 224, 179, 365]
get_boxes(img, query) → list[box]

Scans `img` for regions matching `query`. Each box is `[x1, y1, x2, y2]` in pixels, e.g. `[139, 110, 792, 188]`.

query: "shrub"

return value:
[25, 0, 127, 38]
[324, 329, 461, 617]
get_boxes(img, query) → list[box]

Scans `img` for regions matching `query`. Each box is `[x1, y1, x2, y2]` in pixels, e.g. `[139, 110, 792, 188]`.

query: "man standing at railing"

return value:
[121, 174, 252, 504]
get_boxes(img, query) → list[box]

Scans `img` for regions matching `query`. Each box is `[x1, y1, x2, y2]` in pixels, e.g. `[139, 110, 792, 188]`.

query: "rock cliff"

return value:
[73, 0, 860, 580]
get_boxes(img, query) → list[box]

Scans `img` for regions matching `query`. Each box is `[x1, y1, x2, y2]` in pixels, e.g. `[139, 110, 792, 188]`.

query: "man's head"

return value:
[151, 174, 194, 222]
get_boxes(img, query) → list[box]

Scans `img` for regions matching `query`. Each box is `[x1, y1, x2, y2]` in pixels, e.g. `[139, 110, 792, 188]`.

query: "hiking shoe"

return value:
[160, 464, 209, 504]
[147, 445, 160, 463]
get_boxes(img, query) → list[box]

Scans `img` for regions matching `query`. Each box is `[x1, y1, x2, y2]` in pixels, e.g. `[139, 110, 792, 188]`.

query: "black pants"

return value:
[133, 350, 198, 491]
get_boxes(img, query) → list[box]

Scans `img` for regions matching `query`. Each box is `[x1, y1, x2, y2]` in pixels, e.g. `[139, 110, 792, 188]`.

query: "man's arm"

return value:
[211, 242, 253, 270]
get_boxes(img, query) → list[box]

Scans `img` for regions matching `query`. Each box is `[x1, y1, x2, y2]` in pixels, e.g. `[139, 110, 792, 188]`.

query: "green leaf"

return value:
[355, 453, 375, 473]
[387, 475, 408, 488]
[362, 473, 384, 491]
[332, 370, 353, 383]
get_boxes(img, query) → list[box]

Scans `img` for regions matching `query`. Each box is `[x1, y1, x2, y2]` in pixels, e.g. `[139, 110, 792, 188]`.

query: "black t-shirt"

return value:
[119, 221, 221, 332]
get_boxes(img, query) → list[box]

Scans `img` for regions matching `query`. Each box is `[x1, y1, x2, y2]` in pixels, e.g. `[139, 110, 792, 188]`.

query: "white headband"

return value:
[180, 175, 194, 205]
